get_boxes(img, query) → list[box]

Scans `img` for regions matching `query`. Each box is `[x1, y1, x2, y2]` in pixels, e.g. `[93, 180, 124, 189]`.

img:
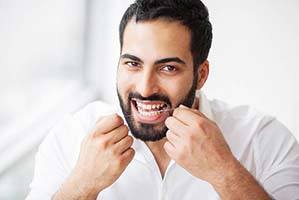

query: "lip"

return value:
[131, 100, 170, 124]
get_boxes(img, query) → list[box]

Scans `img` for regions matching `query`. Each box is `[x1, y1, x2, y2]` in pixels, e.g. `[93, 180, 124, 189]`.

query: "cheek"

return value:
[117, 68, 134, 96]
[117, 68, 126, 86]
[161, 75, 194, 104]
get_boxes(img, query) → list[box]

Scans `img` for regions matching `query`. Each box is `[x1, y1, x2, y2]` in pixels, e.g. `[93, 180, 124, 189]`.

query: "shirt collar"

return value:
[197, 90, 215, 121]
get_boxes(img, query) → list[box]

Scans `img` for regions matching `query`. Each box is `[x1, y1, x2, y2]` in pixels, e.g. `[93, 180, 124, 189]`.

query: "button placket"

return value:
[159, 160, 175, 200]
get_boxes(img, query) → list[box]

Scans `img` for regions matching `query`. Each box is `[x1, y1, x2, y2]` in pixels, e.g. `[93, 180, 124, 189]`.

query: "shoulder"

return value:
[208, 98, 298, 168]
[72, 100, 117, 134]
[210, 98, 296, 142]
[208, 98, 279, 157]
[209, 98, 275, 133]
[50, 100, 116, 141]
[39, 101, 117, 167]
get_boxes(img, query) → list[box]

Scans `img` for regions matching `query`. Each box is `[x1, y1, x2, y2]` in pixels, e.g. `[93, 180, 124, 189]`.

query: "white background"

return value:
[87, 0, 299, 139]
[0, 0, 298, 199]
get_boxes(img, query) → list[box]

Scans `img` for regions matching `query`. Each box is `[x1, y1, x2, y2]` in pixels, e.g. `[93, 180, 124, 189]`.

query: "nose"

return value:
[136, 68, 159, 98]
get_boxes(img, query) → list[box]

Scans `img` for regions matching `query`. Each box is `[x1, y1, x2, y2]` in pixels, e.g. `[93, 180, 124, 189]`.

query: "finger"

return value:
[105, 124, 129, 144]
[92, 114, 124, 137]
[113, 135, 134, 154]
[163, 141, 176, 158]
[179, 104, 208, 119]
[166, 130, 180, 146]
[172, 106, 206, 127]
[165, 116, 189, 136]
[119, 147, 135, 164]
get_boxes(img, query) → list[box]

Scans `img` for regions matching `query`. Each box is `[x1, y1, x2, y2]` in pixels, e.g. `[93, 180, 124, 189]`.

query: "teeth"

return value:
[139, 110, 161, 116]
[146, 105, 151, 109]
[135, 101, 166, 111]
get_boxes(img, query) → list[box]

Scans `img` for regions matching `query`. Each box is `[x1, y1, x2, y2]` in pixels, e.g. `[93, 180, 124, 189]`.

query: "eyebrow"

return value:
[154, 57, 186, 65]
[120, 53, 186, 65]
[120, 54, 143, 63]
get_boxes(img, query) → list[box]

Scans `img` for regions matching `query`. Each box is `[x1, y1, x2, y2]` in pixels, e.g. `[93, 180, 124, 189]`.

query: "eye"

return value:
[125, 61, 140, 68]
[161, 65, 177, 72]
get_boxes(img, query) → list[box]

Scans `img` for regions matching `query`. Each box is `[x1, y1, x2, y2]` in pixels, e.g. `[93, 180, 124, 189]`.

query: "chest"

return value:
[98, 160, 220, 200]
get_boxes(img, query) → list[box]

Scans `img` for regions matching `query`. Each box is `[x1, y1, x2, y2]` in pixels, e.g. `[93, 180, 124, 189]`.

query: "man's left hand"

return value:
[164, 104, 237, 185]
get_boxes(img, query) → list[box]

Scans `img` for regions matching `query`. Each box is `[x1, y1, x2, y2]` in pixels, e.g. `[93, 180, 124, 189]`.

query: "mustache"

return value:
[128, 92, 172, 107]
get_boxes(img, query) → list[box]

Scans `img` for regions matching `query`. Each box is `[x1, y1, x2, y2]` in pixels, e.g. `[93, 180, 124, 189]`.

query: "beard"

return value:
[117, 74, 198, 142]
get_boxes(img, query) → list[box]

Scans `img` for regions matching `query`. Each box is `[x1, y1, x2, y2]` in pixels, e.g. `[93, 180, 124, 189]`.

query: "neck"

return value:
[145, 138, 170, 178]
[145, 137, 169, 160]
[192, 96, 199, 109]
[143, 96, 200, 177]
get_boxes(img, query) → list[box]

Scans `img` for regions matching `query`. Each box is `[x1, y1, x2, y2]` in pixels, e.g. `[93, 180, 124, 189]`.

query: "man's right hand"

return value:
[53, 114, 135, 200]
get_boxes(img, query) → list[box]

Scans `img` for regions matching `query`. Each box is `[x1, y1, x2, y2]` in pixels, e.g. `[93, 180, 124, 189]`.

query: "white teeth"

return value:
[134, 100, 168, 117]
[135, 101, 165, 111]
[146, 105, 151, 109]
[139, 110, 160, 116]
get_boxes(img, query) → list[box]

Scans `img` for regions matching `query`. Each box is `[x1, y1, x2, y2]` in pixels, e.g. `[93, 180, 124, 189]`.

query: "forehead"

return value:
[122, 19, 193, 63]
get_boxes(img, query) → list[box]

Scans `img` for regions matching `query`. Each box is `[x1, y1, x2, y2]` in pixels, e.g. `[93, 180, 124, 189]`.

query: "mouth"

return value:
[130, 98, 171, 124]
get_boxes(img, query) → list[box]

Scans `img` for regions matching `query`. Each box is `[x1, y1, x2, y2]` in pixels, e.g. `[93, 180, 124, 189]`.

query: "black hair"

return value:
[119, 0, 213, 70]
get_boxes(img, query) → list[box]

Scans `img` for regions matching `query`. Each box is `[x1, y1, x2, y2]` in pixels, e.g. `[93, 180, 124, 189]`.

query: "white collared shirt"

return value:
[26, 92, 299, 200]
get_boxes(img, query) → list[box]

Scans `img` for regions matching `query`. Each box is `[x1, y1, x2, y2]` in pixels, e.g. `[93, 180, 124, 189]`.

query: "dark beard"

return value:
[117, 75, 198, 142]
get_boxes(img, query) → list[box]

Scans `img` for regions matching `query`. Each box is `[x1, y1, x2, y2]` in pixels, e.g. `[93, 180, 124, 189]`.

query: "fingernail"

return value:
[179, 104, 188, 108]
[166, 130, 171, 135]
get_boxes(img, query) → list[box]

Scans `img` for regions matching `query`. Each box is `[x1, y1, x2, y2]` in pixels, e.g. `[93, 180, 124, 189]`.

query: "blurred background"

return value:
[0, 0, 298, 199]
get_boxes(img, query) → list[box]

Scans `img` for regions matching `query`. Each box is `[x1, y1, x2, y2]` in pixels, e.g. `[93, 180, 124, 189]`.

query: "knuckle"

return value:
[115, 148, 134, 168]
[173, 107, 182, 116]
[176, 150, 184, 161]
[125, 148, 134, 158]
[188, 132, 196, 141]
[122, 138, 130, 147]
[127, 135, 133, 144]
[165, 117, 174, 126]
[184, 132, 193, 143]
[166, 130, 171, 138]
[126, 148, 135, 158]
[114, 158, 122, 170]
[195, 118, 205, 128]
[172, 109, 178, 116]
[98, 137, 109, 149]
[120, 125, 129, 133]
[204, 131, 211, 139]
[110, 145, 118, 154]
[124, 125, 129, 132]
[164, 141, 170, 150]
[120, 152, 131, 165]
[181, 143, 189, 154]
[112, 114, 123, 125]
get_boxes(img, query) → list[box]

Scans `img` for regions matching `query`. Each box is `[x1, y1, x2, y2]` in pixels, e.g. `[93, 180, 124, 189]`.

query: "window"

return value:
[0, 1, 131, 198]
[0, 0, 97, 177]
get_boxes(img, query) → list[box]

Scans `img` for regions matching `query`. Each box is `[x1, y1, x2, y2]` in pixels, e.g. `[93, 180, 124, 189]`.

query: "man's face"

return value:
[117, 19, 198, 142]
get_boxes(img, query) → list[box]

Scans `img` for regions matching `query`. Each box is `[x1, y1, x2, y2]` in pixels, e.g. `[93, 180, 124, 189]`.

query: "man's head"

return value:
[116, 0, 212, 142]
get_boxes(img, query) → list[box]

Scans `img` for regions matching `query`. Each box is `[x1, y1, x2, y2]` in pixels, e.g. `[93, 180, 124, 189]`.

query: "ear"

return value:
[196, 60, 209, 90]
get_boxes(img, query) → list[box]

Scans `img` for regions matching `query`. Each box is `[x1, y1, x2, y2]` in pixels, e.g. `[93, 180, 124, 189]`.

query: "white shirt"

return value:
[26, 92, 299, 200]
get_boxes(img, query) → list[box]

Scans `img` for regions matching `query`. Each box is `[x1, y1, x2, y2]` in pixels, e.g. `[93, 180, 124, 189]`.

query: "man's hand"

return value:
[164, 105, 234, 184]
[53, 114, 135, 200]
[164, 105, 270, 200]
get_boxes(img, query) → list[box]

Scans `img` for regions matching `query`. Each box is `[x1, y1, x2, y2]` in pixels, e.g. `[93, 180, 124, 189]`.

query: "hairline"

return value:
[120, 16, 199, 71]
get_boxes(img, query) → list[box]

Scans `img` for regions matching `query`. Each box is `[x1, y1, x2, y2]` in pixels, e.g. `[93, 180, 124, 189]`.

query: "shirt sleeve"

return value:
[254, 118, 299, 200]
[25, 115, 80, 200]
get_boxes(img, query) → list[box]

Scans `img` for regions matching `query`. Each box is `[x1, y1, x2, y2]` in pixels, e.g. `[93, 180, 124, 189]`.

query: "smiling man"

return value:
[26, 1, 299, 200]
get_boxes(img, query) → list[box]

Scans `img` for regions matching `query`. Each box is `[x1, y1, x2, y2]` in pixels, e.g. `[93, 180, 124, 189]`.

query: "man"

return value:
[26, 0, 299, 199]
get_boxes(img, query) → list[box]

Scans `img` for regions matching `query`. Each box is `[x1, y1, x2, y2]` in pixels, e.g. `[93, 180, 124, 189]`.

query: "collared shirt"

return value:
[26, 92, 299, 200]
